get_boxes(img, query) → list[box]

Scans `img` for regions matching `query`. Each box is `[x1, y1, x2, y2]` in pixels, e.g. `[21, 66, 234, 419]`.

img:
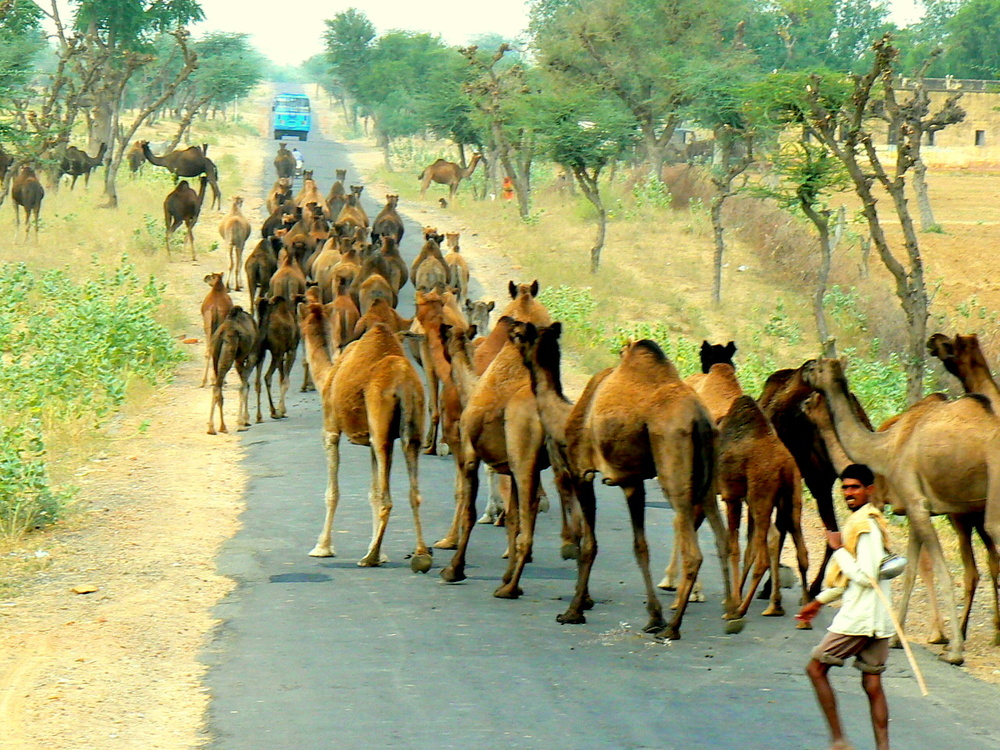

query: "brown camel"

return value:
[219, 196, 252, 292]
[326, 169, 348, 217]
[802, 357, 1000, 664]
[126, 141, 144, 176]
[267, 177, 293, 214]
[418, 152, 484, 201]
[299, 303, 432, 571]
[507, 321, 741, 638]
[11, 165, 44, 241]
[326, 277, 361, 350]
[207, 306, 258, 435]
[294, 178, 330, 218]
[274, 143, 295, 179]
[333, 189, 367, 235]
[200, 272, 234, 388]
[254, 295, 301, 421]
[268, 248, 309, 390]
[353, 297, 412, 338]
[371, 193, 404, 247]
[465, 299, 494, 335]
[59, 143, 107, 189]
[444, 233, 469, 304]
[245, 237, 279, 311]
[139, 140, 221, 210]
[164, 177, 207, 260]
[685, 341, 742, 422]
[438, 281, 579, 600]
[357, 273, 395, 315]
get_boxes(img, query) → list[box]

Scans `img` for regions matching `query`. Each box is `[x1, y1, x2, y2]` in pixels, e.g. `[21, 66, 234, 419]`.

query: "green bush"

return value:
[0, 257, 184, 537]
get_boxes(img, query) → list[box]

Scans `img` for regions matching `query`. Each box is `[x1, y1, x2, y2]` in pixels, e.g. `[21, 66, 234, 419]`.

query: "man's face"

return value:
[841, 479, 871, 510]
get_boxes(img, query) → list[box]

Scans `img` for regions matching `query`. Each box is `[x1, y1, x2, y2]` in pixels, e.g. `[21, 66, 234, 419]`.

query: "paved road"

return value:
[202, 95, 1000, 750]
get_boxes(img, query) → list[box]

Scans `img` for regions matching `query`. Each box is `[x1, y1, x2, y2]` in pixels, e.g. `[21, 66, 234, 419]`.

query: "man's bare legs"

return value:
[806, 658, 851, 748]
[862, 672, 890, 750]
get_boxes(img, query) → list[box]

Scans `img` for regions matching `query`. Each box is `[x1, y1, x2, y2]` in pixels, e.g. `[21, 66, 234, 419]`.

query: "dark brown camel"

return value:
[139, 140, 221, 210]
[299, 303, 432, 572]
[444, 232, 469, 304]
[126, 141, 144, 176]
[11, 165, 44, 241]
[245, 237, 280, 312]
[507, 321, 741, 638]
[60, 143, 107, 189]
[0, 146, 11, 184]
[274, 143, 295, 179]
[207, 306, 258, 435]
[200, 272, 234, 388]
[254, 295, 301, 421]
[418, 152, 484, 201]
[164, 177, 207, 260]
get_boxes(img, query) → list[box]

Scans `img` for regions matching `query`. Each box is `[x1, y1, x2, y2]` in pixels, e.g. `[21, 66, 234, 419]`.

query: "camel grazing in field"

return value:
[207, 306, 258, 435]
[299, 302, 432, 571]
[371, 193, 404, 247]
[254, 295, 300, 421]
[245, 237, 279, 311]
[11, 165, 44, 241]
[444, 233, 469, 304]
[274, 143, 295, 179]
[200, 272, 234, 388]
[802, 357, 1000, 664]
[507, 320, 741, 637]
[164, 177, 207, 260]
[59, 143, 107, 189]
[219, 196, 252, 291]
[139, 140, 221, 210]
[419, 153, 484, 201]
[438, 281, 579, 599]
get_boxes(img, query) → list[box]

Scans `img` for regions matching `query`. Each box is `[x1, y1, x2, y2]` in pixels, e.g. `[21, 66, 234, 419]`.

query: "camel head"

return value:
[204, 272, 226, 289]
[441, 322, 477, 363]
[422, 226, 438, 240]
[380, 236, 398, 255]
[350, 185, 364, 198]
[465, 299, 494, 333]
[445, 232, 460, 250]
[385, 194, 398, 208]
[699, 340, 736, 373]
[231, 196, 243, 211]
[301, 170, 314, 182]
[503, 280, 550, 325]
[508, 279, 540, 300]
[335, 169, 347, 182]
[800, 358, 849, 394]
[927, 333, 988, 382]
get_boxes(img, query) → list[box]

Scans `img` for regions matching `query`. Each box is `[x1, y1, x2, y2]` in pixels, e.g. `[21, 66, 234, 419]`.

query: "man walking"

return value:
[797, 464, 894, 750]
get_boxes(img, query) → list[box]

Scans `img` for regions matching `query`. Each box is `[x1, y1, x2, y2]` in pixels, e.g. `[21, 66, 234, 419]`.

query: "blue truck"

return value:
[272, 93, 311, 141]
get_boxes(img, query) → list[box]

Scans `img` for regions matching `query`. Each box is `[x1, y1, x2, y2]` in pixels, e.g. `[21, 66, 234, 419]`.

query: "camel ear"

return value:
[508, 281, 517, 299]
[700, 340, 710, 352]
[464, 298, 473, 311]
[486, 301, 495, 312]
[529, 280, 539, 297]
[550, 321, 562, 338]
[725, 341, 737, 356]
[257, 297, 269, 319]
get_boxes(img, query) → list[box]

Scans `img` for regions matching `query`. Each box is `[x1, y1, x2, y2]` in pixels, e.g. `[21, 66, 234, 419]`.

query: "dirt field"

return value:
[2, 98, 1000, 750]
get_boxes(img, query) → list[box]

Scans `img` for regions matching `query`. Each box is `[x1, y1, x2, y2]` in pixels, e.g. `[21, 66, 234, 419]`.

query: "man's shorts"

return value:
[811, 631, 890, 674]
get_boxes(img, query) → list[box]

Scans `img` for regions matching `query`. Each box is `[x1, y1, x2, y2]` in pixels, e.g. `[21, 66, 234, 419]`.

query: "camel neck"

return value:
[822, 377, 891, 475]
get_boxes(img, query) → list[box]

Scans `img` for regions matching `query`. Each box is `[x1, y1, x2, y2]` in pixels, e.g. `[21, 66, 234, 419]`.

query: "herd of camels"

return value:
[191, 142, 1000, 668]
[9, 134, 998, 668]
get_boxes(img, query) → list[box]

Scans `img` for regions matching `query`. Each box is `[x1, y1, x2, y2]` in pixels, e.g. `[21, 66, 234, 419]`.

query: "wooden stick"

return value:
[865, 572, 929, 697]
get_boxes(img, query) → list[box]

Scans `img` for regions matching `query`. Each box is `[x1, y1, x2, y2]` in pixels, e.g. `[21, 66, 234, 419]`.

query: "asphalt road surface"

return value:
[202, 92, 1000, 750]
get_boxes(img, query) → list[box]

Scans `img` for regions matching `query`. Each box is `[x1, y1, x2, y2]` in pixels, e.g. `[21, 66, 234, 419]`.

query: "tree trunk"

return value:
[912, 157, 938, 231]
[573, 166, 606, 273]
[710, 193, 726, 305]
[801, 201, 836, 357]
[375, 126, 393, 171]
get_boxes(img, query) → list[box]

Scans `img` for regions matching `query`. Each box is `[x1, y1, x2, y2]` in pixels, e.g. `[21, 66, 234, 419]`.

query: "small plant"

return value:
[632, 174, 671, 210]
[763, 299, 803, 344]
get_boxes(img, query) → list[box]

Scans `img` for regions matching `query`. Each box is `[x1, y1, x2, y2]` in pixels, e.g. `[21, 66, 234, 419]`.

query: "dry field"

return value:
[0, 89, 999, 750]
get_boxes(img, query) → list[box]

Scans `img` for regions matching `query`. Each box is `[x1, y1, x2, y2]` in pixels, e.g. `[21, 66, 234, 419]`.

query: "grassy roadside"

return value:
[0, 90, 269, 585]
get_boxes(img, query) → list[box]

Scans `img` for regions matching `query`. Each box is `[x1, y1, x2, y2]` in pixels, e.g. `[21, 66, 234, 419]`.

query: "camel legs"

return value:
[421, 359, 441, 454]
[277, 349, 295, 418]
[547, 437, 583, 560]
[557, 478, 597, 625]
[619, 482, 668, 634]
[952, 513, 981, 642]
[358, 445, 393, 567]
[235, 358, 253, 429]
[978, 522, 1000, 646]
[735, 496, 775, 619]
[309, 430, 341, 557]
[477, 469, 506, 525]
[401, 423, 433, 573]
[440, 442, 481, 583]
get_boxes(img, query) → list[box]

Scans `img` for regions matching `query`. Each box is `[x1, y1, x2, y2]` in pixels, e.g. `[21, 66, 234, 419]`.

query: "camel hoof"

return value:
[410, 553, 433, 574]
[476, 513, 497, 524]
[493, 583, 523, 599]
[560, 541, 580, 560]
[928, 632, 949, 645]
[440, 566, 465, 584]
[438, 443, 451, 457]
[308, 545, 335, 558]
[357, 557, 383, 567]
[889, 637, 903, 650]
[557, 610, 586, 625]
[656, 625, 681, 641]
[761, 604, 785, 617]
[656, 577, 676, 591]
[724, 618, 745, 635]
[207, 428, 217, 436]
[795, 620, 813, 630]
[643, 618, 667, 634]
[432, 537, 458, 550]
[422, 444, 437, 456]
[939, 652, 964, 666]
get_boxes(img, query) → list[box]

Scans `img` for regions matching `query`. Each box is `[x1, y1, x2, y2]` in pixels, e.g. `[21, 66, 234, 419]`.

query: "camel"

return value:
[0, 146, 11, 184]
[164, 177, 207, 260]
[245, 237, 279, 311]
[326, 277, 361, 351]
[716, 395, 810, 620]
[353, 297, 411, 338]
[326, 169, 348, 217]
[254, 295, 301, 421]
[357, 273, 395, 315]
[418, 152, 484, 201]
[506, 320, 741, 638]
[371, 193, 404, 247]
[262, 199, 296, 238]
[267, 177, 293, 214]
[207, 306, 258, 435]
[299, 302, 432, 572]
[444, 233, 469, 304]
[685, 341, 742, 422]
[333, 189, 367, 235]
[11, 165, 44, 241]
[139, 140, 221, 210]
[274, 143, 295, 179]
[465, 299, 494, 335]
[802, 357, 1000, 664]
[200, 272, 234, 388]
[126, 142, 144, 176]
[437, 281, 579, 601]
[59, 143, 107, 189]
[294, 178, 330, 218]
[219, 196, 252, 292]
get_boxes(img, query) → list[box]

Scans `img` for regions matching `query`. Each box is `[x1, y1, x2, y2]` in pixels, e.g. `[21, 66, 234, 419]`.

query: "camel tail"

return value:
[691, 413, 716, 508]
[398, 375, 425, 451]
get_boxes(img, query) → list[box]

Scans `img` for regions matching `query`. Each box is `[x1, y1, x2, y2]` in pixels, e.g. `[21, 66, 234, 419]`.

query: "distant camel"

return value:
[126, 142, 145, 176]
[371, 193, 404, 247]
[139, 140, 221, 210]
[219, 196, 252, 291]
[418, 153, 484, 201]
[11, 165, 44, 241]
[200, 272, 234, 388]
[59, 143, 107, 189]
[274, 143, 295, 179]
[207, 306, 258, 435]
[164, 177, 207, 260]
[0, 146, 11, 184]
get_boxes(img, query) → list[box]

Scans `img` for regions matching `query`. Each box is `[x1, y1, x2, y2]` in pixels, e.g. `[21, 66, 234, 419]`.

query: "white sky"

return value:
[191, 0, 533, 67]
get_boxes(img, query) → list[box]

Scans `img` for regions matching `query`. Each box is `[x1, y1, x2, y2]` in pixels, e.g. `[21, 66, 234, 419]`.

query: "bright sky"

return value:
[191, 0, 533, 67]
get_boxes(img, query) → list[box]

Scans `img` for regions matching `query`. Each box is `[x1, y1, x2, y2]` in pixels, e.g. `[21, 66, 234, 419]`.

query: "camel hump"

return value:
[619, 339, 681, 380]
[719, 395, 771, 439]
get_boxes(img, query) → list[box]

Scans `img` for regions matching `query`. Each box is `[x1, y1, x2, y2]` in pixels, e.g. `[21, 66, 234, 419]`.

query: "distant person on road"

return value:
[291, 147, 303, 177]
[797, 463, 894, 750]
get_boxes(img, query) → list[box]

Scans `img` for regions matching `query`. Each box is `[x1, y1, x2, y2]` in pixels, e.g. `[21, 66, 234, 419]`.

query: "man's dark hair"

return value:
[840, 463, 875, 487]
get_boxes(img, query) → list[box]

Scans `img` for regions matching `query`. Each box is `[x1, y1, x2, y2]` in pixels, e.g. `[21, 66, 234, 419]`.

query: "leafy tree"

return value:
[323, 8, 376, 128]
[0, 0, 45, 142]
[940, 0, 1000, 77]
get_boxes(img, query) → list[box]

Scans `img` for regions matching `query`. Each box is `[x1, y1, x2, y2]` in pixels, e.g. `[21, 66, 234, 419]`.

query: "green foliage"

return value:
[0, 258, 183, 536]
[939, 0, 1000, 78]
[190, 32, 265, 108]
[762, 299, 804, 344]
